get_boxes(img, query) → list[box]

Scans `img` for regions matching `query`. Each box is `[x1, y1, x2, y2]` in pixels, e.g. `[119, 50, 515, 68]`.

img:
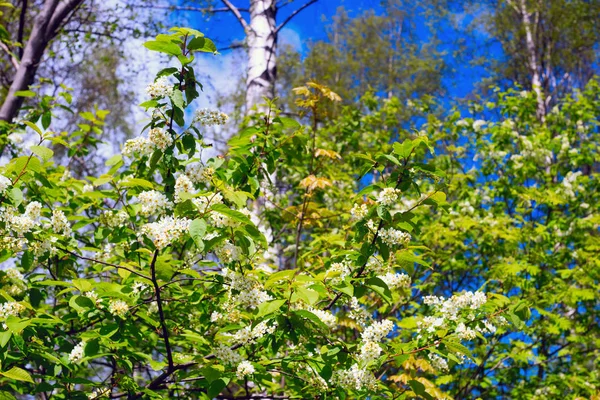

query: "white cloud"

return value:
[279, 27, 303, 52]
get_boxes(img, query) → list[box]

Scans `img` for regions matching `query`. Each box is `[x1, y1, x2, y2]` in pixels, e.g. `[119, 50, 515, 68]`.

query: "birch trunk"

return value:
[519, 0, 545, 120]
[246, 0, 277, 113]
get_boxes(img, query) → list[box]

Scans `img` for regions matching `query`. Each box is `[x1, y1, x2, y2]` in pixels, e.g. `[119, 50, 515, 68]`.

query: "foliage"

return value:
[412, 83, 600, 398]
[0, 27, 521, 399]
[277, 2, 445, 117]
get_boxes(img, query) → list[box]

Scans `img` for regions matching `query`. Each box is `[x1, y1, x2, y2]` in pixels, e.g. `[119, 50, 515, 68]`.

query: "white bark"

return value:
[517, 0, 546, 119]
[246, 0, 277, 113]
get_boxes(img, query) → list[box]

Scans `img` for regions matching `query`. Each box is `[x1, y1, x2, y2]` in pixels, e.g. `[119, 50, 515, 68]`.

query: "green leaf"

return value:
[23, 121, 43, 137]
[210, 204, 253, 225]
[120, 178, 154, 190]
[265, 269, 297, 288]
[367, 277, 392, 304]
[189, 218, 207, 247]
[14, 90, 35, 98]
[256, 299, 286, 318]
[408, 379, 434, 400]
[295, 286, 319, 305]
[105, 154, 123, 166]
[143, 40, 181, 56]
[170, 89, 184, 110]
[0, 367, 34, 383]
[293, 309, 329, 331]
[189, 36, 217, 53]
[29, 145, 53, 161]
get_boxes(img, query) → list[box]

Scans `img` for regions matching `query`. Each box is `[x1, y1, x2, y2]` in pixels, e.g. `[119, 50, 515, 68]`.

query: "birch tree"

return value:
[0, 0, 86, 123]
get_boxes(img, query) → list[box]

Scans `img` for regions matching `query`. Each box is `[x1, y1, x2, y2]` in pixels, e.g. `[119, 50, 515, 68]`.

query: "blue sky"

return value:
[160, 0, 504, 109]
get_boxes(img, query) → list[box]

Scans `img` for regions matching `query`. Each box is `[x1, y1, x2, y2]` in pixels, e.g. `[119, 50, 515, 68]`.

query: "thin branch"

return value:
[17, 0, 28, 59]
[0, 42, 19, 70]
[150, 250, 174, 371]
[134, 4, 247, 13]
[276, 0, 318, 33]
[221, 0, 251, 33]
[57, 247, 152, 281]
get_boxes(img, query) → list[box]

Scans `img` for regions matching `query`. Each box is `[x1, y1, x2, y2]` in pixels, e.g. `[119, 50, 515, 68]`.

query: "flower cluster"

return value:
[429, 353, 449, 372]
[377, 188, 401, 207]
[213, 344, 242, 365]
[236, 360, 255, 379]
[334, 363, 378, 391]
[138, 191, 172, 216]
[148, 128, 173, 151]
[325, 259, 352, 285]
[174, 174, 195, 203]
[334, 319, 394, 391]
[139, 216, 191, 250]
[186, 163, 214, 184]
[122, 137, 154, 158]
[378, 272, 411, 290]
[232, 320, 278, 344]
[193, 109, 229, 126]
[146, 76, 174, 98]
[418, 291, 489, 338]
[221, 268, 271, 309]
[4, 268, 27, 296]
[0, 301, 25, 327]
[0, 174, 11, 193]
[2, 202, 41, 234]
[99, 210, 128, 228]
[215, 241, 242, 264]
[192, 192, 223, 213]
[379, 227, 411, 247]
[51, 210, 71, 236]
[108, 300, 128, 317]
[307, 307, 337, 328]
[350, 203, 368, 220]
[69, 342, 85, 363]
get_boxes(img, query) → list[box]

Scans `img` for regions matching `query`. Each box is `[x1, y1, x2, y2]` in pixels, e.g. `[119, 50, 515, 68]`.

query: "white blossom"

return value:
[148, 128, 173, 151]
[378, 272, 411, 290]
[139, 216, 191, 250]
[214, 345, 242, 365]
[377, 188, 401, 207]
[69, 342, 85, 363]
[138, 191, 172, 216]
[51, 210, 71, 236]
[236, 360, 255, 379]
[429, 353, 449, 372]
[307, 307, 337, 328]
[122, 137, 154, 158]
[194, 109, 229, 126]
[108, 300, 128, 317]
[146, 76, 174, 99]
[361, 319, 394, 343]
[174, 174, 195, 203]
[350, 203, 368, 220]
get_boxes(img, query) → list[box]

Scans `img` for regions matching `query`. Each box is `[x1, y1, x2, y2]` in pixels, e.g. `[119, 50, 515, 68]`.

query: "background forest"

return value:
[0, 0, 598, 399]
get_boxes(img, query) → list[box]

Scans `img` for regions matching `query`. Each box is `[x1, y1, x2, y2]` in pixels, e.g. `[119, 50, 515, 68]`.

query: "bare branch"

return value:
[276, 0, 318, 33]
[57, 247, 152, 281]
[17, 0, 28, 59]
[0, 42, 20, 69]
[221, 0, 251, 34]
[134, 3, 248, 13]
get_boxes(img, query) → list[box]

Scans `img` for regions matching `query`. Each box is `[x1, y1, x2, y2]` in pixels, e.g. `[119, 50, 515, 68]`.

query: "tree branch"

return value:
[57, 246, 152, 281]
[149, 250, 174, 371]
[0, 42, 19, 69]
[134, 4, 248, 13]
[17, 0, 28, 59]
[221, 0, 251, 34]
[276, 0, 318, 33]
